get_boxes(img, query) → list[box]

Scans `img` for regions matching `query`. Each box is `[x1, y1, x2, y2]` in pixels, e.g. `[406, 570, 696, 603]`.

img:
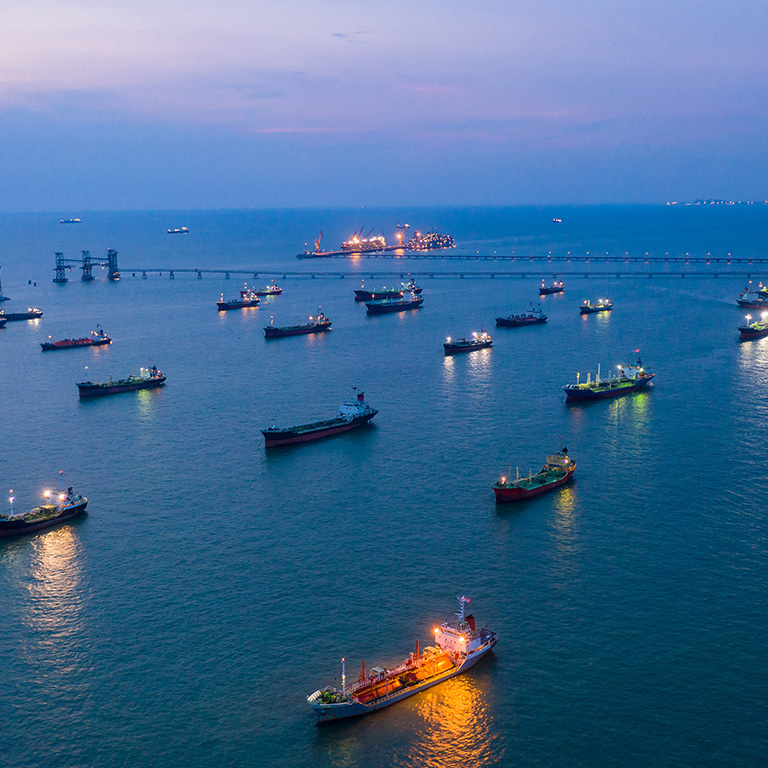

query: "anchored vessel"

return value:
[354, 279, 422, 302]
[307, 596, 497, 723]
[1, 307, 43, 321]
[217, 294, 260, 310]
[240, 283, 283, 297]
[738, 312, 768, 340]
[736, 284, 768, 309]
[563, 358, 653, 402]
[264, 311, 331, 338]
[580, 298, 613, 314]
[493, 447, 575, 502]
[167, 227, 189, 234]
[540, 280, 565, 295]
[59, 218, 82, 224]
[444, 331, 493, 354]
[406, 231, 454, 250]
[262, 390, 377, 447]
[0, 473, 87, 538]
[495, 308, 547, 327]
[77, 364, 166, 397]
[366, 294, 423, 315]
[41, 326, 111, 350]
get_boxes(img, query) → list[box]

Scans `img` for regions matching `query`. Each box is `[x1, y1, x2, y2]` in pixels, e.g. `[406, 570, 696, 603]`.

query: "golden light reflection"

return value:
[135, 387, 160, 420]
[406, 674, 500, 768]
[737, 336, 768, 387]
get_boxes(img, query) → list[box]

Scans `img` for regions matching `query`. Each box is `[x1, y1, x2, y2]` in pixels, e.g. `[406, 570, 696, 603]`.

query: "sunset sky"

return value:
[1, 0, 766, 209]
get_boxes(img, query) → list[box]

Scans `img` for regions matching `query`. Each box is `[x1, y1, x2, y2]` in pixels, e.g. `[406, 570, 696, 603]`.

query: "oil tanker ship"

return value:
[307, 596, 497, 723]
[738, 312, 768, 340]
[262, 390, 376, 447]
[354, 279, 422, 302]
[41, 326, 111, 350]
[264, 311, 331, 338]
[580, 298, 613, 314]
[495, 308, 547, 327]
[77, 364, 166, 397]
[1, 307, 43, 321]
[493, 447, 575, 502]
[0, 473, 87, 538]
[563, 358, 653, 402]
[443, 331, 493, 354]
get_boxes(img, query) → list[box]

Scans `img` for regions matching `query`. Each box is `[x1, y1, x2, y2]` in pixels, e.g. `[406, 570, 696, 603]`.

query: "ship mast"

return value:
[341, 657, 346, 696]
[8, 490, 14, 517]
[456, 595, 470, 624]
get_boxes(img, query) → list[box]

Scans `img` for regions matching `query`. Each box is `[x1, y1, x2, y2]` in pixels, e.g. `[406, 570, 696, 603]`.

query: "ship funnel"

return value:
[357, 392, 364, 404]
[466, 614, 476, 632]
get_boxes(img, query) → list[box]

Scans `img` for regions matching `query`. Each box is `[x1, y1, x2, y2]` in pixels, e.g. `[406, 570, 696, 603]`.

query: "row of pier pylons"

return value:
[53, 250, 119, 282]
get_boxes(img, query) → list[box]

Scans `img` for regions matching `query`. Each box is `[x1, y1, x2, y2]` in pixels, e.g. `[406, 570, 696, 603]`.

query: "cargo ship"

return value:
[406, 231, 455, 251]
[59, 218, 82, 224]
[540, 281, 564, 295]
[738, 312, 768, 340]
[493, 447, 575, 502]
[580, 298, 613, 314]
[563, 358, 653, 402]
[495, 308, 547, 327]
[240, 282, 282, 297]
[217, 294, 260, 310]
[264, 310, 331, 338]
[341, 229, 387, 253]
[444, 331, 493, 354]
[77, 364, 166, 397]
[366, 295, 423, 315]
[262, 390, 377, 447]
[167, 226, 189, 234]
[307, 596, 497, 723]
[354, 279, 422, 302]
[1, 307, 43, 321]
[42, 325, 111, 350]
[0, 473, 87, 538]
[736, 284, 768, 309]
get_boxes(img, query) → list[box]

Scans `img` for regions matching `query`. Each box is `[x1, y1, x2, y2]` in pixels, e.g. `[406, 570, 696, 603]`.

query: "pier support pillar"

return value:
[169, 271, 175, 279]
[53, 252, 68, 283]
[106, 249, 120, 281]
[197, 271, 202, 279]
[81, 250, 94, 281]
[142, 271, 147, 279]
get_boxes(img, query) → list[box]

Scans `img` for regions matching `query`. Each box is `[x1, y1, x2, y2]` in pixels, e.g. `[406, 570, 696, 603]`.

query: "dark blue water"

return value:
[1, 206, 767, 768]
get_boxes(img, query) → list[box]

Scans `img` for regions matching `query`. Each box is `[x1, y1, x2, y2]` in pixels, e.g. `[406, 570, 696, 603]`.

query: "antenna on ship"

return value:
[456, 595, 470, 624]
[58, 470, 65, 492]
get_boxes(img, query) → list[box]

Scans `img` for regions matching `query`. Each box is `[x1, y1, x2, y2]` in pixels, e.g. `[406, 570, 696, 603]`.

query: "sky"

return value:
[0, 0, 766, 210]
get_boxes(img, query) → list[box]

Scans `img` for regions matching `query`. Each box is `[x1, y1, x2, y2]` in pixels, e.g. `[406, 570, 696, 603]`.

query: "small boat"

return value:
[167, 227, 189, 234]
[366, 294, 423, 315]
[0, 472, 87, 538]
[552, 218, 562, 223]
[59, 218, 82, 224]
[355, 279, 422, 302]
[0, 307, 43, 321]
[493, 447, 575, 502]
[495, 307, 547, 327]
[580, 298, 613, 314]
[738, 312, 768, 340]
[41, 325, 111, 351]
[264, 310, 332, 338]
[307, 596, 497, 723]
[240, 282, 283, 297]
[563, 358, 654, 402]
[444, 331, 493, 355]
[540, 280, 565, 295]
[217, 294, 260, 310]
[77, 364, 166, 398]
[262, 389, 377, 448]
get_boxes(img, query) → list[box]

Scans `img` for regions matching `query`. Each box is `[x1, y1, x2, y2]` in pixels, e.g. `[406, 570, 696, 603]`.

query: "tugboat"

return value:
[262, 389, 377, 447]
[0, 472, 87, 538]
[495, 307, 547, 327]
[540, 280, 565, 295]
[0, 307, 43, 321]
[354, 279, 422, 302]
[77, 364, 166, 397]
[563, 357, 653, 402]
[580, 298, 613, 314]
[217, 293, 261, 310]
[405, 231, 455, 250]
[366, 294, 423, 315]
[307, 596, 497, 723]
[264, 310, 332, 338]
[41, 325, 111, 351]
[240, 282, 283, 297]
[444, 331, 493, 355]
[738, 312, 768, 341]
[493, 447, 575, 502]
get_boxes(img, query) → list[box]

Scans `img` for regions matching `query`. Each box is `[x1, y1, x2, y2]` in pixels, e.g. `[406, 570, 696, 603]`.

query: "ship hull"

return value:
[41, 338, 111, 350]
[217, 301, 260, 310]
[355, 287, 422, 301]
[3, 311, 43, 321]
[495, 316, 546, 327]
[494, 468, 575, 502]
[736, 299, 768, 309]
[0, 501, 87, 538]
[310, 637, 497, 724]
[580, 306, 612, 314]
[264, 324, 331, 338]
[78, 377, 167, 397]
[366, 299, 423, 315]
[540, 287, 564, 295]
[444, 341, 492, 354]
[263, 412, 376, 447]
[739, 326, 768, 340]
[564, 375, 653, 402]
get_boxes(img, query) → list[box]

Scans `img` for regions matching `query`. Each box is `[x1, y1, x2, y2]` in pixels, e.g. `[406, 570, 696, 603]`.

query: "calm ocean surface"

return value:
[1, 206, 767, 768]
